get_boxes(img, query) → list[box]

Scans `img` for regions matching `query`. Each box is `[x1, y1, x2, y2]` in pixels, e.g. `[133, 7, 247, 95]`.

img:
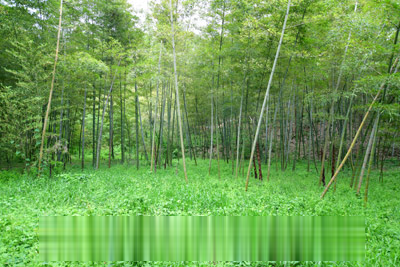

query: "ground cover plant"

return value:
[1, 160, 400, 266]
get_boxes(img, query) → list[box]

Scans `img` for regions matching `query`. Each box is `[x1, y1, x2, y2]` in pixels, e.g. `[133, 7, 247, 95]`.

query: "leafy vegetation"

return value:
[1, 0, 400, 265]
[1, 160, 400, 266]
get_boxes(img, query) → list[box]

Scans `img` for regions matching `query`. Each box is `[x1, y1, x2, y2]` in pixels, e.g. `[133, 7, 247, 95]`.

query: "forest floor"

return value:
[0, 160, 399, 266]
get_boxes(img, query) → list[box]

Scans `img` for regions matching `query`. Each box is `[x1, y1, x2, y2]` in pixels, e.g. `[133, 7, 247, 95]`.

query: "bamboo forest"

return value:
[1, 0, 400, 266]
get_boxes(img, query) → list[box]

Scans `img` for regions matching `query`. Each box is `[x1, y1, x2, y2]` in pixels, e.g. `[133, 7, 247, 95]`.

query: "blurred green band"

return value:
[39, 216, 365, 261]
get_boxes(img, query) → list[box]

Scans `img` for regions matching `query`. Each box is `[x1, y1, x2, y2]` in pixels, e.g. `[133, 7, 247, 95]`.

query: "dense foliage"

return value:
[0, 0, 400, 265]
[0, 0, 399, 173]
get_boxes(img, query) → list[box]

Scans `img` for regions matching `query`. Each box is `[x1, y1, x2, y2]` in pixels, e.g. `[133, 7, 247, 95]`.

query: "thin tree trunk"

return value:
[286, 97, 294, 169]
[256, 141, 262, 180]
[64, 102, 70, 167]
[120, 72, 125, 164]
[135, 78, 140, 170]
[319, 121, 330, 186]
[95, 59, 121, 169]
[81, 86, 87, 170]
[166, 83, 173, 167]
[321, 57, 399, 198]
[319, 0, 358, 184]
[182, 89, 192, 161]
[267, 97, 279, 181]
[264, 98, 270, 164]
[230, 86, 235, 174]
[92, 81, 96, 167]
[245, 0, 291, 191]
[57, 85, 64, 161]
[235, 77, 245, 178]
[124, 74, 129, 161]
[108, 95, 113, 168]
[209, 84, 214, 175]
[357, 115, 379, 195]
[38, 0, 63, 173]
[156, 82, 167, 170]
[111, 96, 114, 159]
[350, 118, 374, 189]
[151, 44, 162, 172]
[183, 85, 197, 165]
[241, 80, 250, 176]
[364, 117, 379, 206]
[171, 93, 177, 164]
[292, 91, 299, 171]
[334, 97, 353, 191]
[216, 99, 221, 178]
[138, 95, 149, 163]
[96, 76, 103, 163]
[253, 150, 258, 179]
[169, 0, 188, 183]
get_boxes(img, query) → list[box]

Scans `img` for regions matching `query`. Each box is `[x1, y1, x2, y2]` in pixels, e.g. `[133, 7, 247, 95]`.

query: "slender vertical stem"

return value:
[357, 115, 379, 194]
[81, 86, 87, 170]
[151, 44, 162, 172]
[120, 72, 124, 164]
[169, 0, 188, 183]
[93, 81, 96, 167]
[38, 0, 63, 173]
[364, 116, 379, 206]
[209, 83, 214, 175]
[321, 56, 399, 198]
[138, 95, 149, 163]
[334, 97, 353, 191]
[319, 0, 358, 184]
[235, 78, 245, 178]
[321, 76, 394, 198]
[96, 59, 121, 169]
[135, 77, 140, 170]
[57, 85, 64, 162]
[245, 0, 291, 191]
[267, 98, 279, 181]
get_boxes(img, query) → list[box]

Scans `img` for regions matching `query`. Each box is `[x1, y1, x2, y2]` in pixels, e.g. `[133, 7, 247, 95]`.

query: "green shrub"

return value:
[0, 170, 19, 182]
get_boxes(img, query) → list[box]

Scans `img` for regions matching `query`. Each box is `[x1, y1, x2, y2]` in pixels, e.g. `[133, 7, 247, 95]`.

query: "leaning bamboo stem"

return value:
[321, 57, 399, 199]
[38, 0, 63, 173]
[320, 93, 379, 198]
[245, 0, 291, 191]
[319, 0, 358, 184]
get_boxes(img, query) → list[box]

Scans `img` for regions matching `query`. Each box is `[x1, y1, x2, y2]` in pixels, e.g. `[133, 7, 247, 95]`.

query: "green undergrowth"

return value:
[0, 160, 399, 266]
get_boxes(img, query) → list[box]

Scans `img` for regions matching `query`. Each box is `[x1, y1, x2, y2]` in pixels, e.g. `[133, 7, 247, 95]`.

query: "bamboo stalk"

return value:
[169, 0, 188, 183]
[356, 115, 379, 194]
[151, 44, 163, 172]
[245, 0, 291, 191]
[321, 57, 399, 199]
[38, 0, 63, 173]
[96, 59, 121, 169]
[364, 115, 379, 206]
